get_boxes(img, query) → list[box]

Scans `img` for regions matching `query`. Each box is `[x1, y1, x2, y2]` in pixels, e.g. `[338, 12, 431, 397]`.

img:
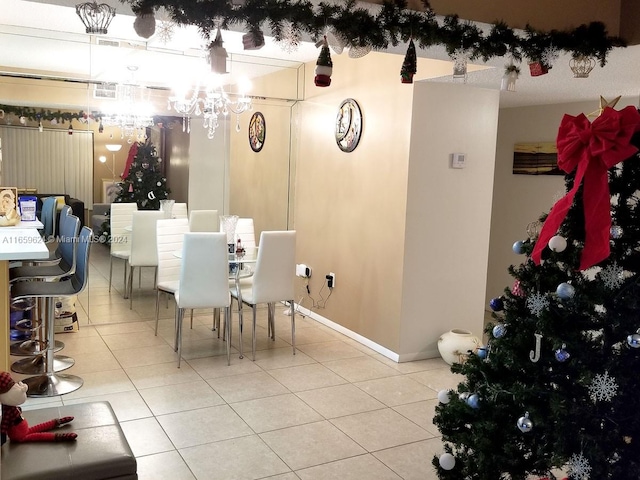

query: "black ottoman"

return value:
[1, 401, 137, 480]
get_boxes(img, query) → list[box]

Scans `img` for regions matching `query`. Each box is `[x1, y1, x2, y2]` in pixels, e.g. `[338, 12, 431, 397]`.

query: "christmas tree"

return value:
[400, 38, 417, 84]
[114, 140, 170, 210]
[433, 105, 640, 480]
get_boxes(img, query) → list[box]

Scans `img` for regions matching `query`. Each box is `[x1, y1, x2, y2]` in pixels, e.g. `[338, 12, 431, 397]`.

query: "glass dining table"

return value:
[173, 248, 258, 359]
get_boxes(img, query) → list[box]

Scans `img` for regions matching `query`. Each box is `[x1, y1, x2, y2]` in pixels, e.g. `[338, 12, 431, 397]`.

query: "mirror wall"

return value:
[0, 0, 309, 324]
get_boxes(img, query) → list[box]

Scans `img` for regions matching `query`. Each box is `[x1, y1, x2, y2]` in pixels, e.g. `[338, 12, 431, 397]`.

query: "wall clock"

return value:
[335, 98, 362, 152]
[248, 112, 266, 152]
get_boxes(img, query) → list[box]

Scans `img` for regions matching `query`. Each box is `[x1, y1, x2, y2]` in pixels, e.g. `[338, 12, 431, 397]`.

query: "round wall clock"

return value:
[248, 112, 266, 152]
[335, 98, 362, 152]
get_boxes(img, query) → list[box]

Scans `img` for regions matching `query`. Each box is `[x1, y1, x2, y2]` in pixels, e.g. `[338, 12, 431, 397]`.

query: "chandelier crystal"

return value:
[102, 67, 154, 143]
[168, 76, 252, 139]
[75, 1, 116, 34]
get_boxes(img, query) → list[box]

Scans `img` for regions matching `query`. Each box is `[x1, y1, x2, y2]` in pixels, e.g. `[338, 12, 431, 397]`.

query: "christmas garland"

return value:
[120, 0, 625, 66]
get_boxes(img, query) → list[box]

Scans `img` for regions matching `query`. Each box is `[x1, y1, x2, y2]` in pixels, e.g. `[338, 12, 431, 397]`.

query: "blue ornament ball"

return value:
[467, 393, 480, 409]
[610, 225, 624, 239]
[489, 297, 504, 312]
[476, 346, 488, 359]
[555, 346, 571, 362]
[492, 324, 506, 338]
[627, 333, 640, 349]
[512, 241, 525, 254]
[556, 282, 575, 300]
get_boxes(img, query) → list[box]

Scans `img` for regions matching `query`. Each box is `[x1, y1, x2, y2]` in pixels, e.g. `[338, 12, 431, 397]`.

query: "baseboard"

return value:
[294, 304, 400, 362]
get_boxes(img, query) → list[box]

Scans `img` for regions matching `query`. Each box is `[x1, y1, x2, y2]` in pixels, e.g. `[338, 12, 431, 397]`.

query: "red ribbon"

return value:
[531, 106, 640, 270]
[121, 142, 139, 180]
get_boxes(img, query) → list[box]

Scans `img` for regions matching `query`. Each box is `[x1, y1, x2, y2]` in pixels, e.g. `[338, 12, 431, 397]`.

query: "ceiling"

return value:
[2, 0, 639, 113]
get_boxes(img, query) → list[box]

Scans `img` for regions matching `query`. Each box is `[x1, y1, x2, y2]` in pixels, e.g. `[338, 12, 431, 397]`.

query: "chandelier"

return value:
[168, 76, 252, 139]
[75, 1, 116, 34]
[102, 68, 154, 143]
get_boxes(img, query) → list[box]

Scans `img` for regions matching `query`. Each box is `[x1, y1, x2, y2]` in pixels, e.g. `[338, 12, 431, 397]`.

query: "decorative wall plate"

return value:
[248, 112, 266, 152]
[335, 98, 362, 152]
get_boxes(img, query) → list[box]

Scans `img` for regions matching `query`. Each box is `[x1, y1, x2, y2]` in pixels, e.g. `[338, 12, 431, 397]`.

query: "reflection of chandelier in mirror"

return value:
[168, 76, 252, 140]
[101, 67, 155, 143]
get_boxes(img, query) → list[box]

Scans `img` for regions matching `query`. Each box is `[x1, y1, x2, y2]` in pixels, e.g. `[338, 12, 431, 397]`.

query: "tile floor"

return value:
[11, 243, 462, 480]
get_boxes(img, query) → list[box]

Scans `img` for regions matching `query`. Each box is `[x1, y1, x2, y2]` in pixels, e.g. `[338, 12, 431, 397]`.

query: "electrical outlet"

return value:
[296, 264, 311, 278]
[326, 272, 335, 288]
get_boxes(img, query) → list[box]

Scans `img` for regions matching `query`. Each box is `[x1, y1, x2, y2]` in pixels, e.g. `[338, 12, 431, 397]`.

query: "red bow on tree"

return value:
[531, 106, 640, 270]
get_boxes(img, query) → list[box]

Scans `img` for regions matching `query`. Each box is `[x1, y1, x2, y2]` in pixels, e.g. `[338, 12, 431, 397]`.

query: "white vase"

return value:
[437, 329, 480, 365]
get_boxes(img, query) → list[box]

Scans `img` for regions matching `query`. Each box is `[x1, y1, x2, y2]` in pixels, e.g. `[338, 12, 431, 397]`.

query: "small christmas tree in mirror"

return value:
[114, 140, 170, 210]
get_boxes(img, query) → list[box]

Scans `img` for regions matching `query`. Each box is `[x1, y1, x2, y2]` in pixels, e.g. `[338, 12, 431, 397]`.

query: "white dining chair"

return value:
[175, 232, 232, 367]
[127, 210, 164, 308]
[172, 202, 188, 219]
[230, 230, 296, 361]
[189, 209, 219, 232]
[108, 202, 137, 296]
[154, 218, 189, 335]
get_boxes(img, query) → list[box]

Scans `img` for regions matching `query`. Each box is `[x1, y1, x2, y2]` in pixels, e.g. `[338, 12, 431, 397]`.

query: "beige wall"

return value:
[400, 82, 499, 360]
[295, 51, 415, 354]
[485, 96, 638, 308]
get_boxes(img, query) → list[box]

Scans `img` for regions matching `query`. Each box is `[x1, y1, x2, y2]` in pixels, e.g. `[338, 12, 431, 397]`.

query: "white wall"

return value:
[399, 82, 500, 360]
[485, 97, 638, 308]
[187, 117, 230, 212]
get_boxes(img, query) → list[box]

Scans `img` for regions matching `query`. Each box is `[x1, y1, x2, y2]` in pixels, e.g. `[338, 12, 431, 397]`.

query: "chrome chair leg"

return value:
[290, 299, 296, 355]
[154, 289, 161, 336]
[176, 308, 184, 368]
[108, 257, 113, 292]
[225, 306, 232, 366]
[252, 305, 258, 361]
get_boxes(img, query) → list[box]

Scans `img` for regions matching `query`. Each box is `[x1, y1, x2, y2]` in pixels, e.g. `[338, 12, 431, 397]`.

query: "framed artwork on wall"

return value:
[102, 179, 120, 203]
[335, 98, 362, 152]
[249, 112, 266, 152]
[513, 142, 561, 175]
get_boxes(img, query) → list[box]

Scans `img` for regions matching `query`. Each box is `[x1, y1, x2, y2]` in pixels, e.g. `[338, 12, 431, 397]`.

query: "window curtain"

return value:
[0, 126, 93, 209]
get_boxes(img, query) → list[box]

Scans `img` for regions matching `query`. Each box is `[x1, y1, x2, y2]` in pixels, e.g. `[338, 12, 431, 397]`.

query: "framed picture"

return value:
[335, 98, 363, 152]
[0, 187, 18, 216]
[248, 112, 266, 152]
[102, 179, 121, 203]
[513, 142, 561, 175]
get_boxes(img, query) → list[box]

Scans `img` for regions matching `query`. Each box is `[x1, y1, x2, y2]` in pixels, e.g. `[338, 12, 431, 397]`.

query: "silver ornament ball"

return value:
[548, 235, 567, 252]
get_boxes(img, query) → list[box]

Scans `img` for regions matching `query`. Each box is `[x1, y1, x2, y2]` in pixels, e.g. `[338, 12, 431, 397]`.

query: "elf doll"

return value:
[0, 371, 76, 444]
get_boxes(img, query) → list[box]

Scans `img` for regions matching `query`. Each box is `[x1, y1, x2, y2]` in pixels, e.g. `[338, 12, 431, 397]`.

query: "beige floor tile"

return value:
[64, 389, 153, 422]
[61, 368, 136, 400]
[296, 341, 365, 363]
[267, 363, 348, 392]
[393, 399, 442, 437]
[93, 321, 154, 335]
[101, 330, 170, 350]
[373, 438, 445, 480]
[112, 343, 180, 368]
[330, 408, 430, 452]
[322, 355, 402, 383]
[284, 326, 336, 345]
[180, 435, 290, 480]
[296, 454, 402, 480]
[157, 404, 254, 449]
[136, 451, 196, 480]
[120, 417, 175, 457]
[230, 393, 323, 433]
[296, 384, 385, 419]
[205, 371, 289, 403]
[408, 368, 465, 392]
[125, 361, 203, 389]
[63, 349, 122, 375]
[139, 380, 225, 415]
[355, 375, 438, 407]
[53, 334, 110, 356]
[254, 346, 317, 370]
[186, 354, 263, 379]
[260, 421, 366, 471]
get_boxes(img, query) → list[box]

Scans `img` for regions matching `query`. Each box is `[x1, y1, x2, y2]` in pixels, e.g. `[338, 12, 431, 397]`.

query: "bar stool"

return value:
[8, 215, 80, 373]
[10, 226, 93, 397]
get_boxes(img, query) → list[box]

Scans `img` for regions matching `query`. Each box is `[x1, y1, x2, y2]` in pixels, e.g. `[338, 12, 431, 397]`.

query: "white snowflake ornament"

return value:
[155, 9, 176, 45]
[589, 370, 618, 402]
[600, 262, 624, 290]
[567, 452, 592, 480]
[526, 292, 549, 317]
